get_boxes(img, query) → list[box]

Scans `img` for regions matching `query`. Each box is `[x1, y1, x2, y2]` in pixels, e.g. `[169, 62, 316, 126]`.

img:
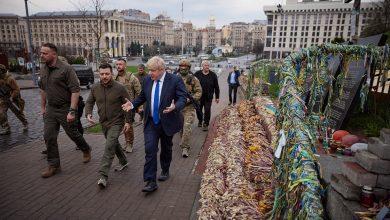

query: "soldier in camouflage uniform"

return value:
[115, 58, 141, 153]
[0, 64, 28, 135]
[178, 59, 202, 157]
[135, 64, 147, 122]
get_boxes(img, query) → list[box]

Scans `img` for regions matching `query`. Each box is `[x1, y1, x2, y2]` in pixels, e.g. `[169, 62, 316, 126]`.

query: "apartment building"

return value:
[0, 14, 28, 54]
[263, 0, 380, 59]
[153, 14, 175, 46]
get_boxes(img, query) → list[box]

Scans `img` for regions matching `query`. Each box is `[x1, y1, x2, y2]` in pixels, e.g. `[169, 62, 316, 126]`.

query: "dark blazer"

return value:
[227, 70, 241, 86]
[132, 72, 187, 136]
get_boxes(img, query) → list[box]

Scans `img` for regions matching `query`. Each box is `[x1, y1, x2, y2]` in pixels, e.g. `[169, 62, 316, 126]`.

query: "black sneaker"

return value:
[158, 171, 170, 181]
[202, 124, 208, 131]
[197, 122, 202, 127]
[142, 181, 158, 192]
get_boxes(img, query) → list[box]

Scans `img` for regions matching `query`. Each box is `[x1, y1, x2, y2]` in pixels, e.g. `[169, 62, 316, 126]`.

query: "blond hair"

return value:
[147, 56, 165, 71]
[201, 60, 210, 67]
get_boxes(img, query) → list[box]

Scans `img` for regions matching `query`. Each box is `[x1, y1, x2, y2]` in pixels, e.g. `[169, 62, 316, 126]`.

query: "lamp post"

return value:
[141, 45, 144, 57]
[24, 0, 38, 85]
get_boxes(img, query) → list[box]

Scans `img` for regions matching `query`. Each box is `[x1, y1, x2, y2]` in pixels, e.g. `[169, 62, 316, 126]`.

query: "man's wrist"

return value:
[69, 107, 76, 115]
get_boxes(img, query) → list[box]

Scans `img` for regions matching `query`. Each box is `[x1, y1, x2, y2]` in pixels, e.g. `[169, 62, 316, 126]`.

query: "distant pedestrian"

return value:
[85, 63, 132, 189]
[121, 56, 187, 193]
[0, 64, 28, 135]
[227, 66, 241, 106]
[39, 43, 91, 178]
[115, 58, 141, 153]
[178, 59, 202, 158]
[194, 60, 220, 131]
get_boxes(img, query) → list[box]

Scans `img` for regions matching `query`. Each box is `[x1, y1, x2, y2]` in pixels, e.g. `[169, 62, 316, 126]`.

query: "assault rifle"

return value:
[0, 86, 25, 122]
[187, 92, 201, 112]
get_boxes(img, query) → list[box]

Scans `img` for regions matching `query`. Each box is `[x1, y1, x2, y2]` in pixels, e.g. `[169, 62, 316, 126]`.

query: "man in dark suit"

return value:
[227, 66, 241, 106]
[122, 56, 187, 193]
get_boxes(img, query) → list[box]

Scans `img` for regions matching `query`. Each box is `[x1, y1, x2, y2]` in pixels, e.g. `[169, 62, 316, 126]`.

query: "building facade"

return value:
[230, 22, 249, 52]
[249, 20, 267, 49]
[124, 16, 162, 47]
[0, 14, 28, 56]
[263, 0, 379, 59]
[153, 14, 175, 46]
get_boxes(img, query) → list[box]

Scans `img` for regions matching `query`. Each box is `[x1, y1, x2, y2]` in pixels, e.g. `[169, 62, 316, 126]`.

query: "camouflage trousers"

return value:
[124, 121, 134, 144]
[180, 106, 195, 150]
[0, 100, 27, 131]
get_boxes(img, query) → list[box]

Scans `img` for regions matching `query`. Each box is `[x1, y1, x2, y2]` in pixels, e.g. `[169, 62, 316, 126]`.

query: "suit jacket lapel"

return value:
[146, 77, 153, 112]
[160, 72, 170, 109]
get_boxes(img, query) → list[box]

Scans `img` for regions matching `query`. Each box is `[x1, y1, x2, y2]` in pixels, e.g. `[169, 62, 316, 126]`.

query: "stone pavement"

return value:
[0, 87, 96, 151]
[0, 68, 240, 219]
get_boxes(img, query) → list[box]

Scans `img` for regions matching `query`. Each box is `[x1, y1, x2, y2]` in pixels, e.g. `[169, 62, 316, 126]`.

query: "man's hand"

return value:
[122, 98, 134, 112]
[87, 114, 96, 125]
[215, 99, 219, 104]
[137, 106, 144, 113]
[67, 112, 75, 122]
[123, 123, 131, 133]
[163, 99, 175, 114]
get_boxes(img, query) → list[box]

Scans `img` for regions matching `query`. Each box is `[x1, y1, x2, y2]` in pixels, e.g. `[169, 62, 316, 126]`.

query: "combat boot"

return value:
[125, 142, 133, 153]
[83, 149, 91, 163]
[22, 123, 28, 131]
[41, 166, 61, 178]
[0, 127, 10, 135]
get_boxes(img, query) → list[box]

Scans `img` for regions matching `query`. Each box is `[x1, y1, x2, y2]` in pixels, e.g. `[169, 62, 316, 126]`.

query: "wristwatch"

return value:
[69, 108, 76, 115]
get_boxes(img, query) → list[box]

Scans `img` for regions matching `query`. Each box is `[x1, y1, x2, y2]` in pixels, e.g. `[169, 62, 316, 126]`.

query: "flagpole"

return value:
[181, 1, 184, 56]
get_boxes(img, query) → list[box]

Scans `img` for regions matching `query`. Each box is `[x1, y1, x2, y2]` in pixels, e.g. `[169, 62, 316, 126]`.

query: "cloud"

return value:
[0, 0, 271, 28]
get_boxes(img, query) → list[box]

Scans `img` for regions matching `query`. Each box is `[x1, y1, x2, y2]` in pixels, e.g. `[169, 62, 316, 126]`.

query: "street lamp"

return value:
[141, 45, 144, 57]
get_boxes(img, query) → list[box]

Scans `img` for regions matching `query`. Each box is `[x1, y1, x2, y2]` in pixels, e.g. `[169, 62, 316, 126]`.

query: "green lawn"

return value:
[126, 66, 138, 73]
[85, 123, 103, 134]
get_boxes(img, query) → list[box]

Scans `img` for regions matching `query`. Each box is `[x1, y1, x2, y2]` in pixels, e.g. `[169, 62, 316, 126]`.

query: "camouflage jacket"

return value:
[0, 73, 20, 100]
[181, 73, 202, 105]
[115, 72, 141, 101]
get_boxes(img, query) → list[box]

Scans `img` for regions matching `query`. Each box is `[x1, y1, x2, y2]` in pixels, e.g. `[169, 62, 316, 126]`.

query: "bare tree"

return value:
[69, 0, 105, 64]
[252, 40, 264, 59]
[361, 0, 390, 37]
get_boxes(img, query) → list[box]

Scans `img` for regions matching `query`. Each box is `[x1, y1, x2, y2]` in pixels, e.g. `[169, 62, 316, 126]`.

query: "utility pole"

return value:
[181, 1, 184, 56]
[24, 0, 38, 85]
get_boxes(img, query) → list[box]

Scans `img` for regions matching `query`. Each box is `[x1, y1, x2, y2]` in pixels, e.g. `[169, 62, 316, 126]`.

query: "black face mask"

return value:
[179, 68, 189, 76]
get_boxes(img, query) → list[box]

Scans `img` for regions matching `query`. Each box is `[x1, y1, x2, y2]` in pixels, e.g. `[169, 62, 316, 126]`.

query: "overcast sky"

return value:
[0, 0, 277, 28]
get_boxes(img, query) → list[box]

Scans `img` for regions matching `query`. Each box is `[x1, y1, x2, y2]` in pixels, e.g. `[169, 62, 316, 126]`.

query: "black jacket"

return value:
[194, 70, 220, 100]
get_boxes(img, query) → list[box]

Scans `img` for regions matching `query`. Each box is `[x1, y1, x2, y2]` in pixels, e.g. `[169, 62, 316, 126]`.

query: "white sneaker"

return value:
[182, 148, 189, 158]
[97, 177, 107, 189]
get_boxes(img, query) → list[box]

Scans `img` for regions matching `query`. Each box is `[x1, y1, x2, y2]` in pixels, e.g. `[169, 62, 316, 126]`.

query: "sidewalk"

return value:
[0, 69, 238, 219]
[17, 79, 38, 89]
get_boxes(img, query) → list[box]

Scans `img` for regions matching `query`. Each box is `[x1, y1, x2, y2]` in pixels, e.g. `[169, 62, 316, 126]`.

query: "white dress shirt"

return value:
[150, 72, 166, 116]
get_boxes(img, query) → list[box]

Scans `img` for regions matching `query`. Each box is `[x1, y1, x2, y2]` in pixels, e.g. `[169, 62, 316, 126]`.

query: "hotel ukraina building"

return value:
[263, 0, 380, 59]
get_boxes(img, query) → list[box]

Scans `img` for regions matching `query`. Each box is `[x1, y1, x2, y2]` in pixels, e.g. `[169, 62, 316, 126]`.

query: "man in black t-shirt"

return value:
[194, 60, 220, 131]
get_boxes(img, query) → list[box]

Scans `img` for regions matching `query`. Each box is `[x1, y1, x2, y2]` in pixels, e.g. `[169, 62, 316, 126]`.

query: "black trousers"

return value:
[228, 84, 238, 104]
[196, 97, 212, 125]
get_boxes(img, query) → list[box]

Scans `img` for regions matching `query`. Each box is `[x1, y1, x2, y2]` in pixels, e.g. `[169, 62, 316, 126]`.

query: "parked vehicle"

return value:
[71, 64, 94, 89]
